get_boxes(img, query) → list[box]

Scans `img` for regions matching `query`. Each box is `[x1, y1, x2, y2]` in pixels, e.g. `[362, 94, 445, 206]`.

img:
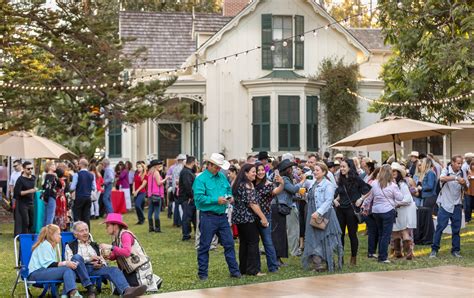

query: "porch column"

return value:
[443, 134, 447, 165]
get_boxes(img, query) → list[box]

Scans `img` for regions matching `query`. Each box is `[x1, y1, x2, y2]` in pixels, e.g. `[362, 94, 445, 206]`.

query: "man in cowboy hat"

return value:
[407, 151, 419, 178]
[192, 153, 240, 280]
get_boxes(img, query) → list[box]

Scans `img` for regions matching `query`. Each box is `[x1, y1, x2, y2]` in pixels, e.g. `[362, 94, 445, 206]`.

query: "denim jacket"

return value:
[274, 176, 301, 206]
[421, 170, 437, 198]
[311, 178, 336, 216]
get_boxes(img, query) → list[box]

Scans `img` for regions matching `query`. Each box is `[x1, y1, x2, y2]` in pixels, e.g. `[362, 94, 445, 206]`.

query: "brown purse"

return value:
[310, 216, 329, 230]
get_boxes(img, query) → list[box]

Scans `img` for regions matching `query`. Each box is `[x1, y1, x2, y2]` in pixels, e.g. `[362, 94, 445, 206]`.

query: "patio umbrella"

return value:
[329, 116, 461, 161]
[332, 142, 403, 152]
[0, 130, 76, 159]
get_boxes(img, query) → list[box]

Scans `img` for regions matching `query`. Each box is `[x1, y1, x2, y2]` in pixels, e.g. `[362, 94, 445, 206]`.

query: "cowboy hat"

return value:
[176, 154, 187, 161]
[147, 159, 163, 169]
[464, 152, 474, 158]
[334, 153, 344, 159]
[391, 162, 406, 178]
[103, 213, 128, 229]
[409, 151, 419, 158]
[281, 152, 295, 162]
[207, 153, 230, 170]
[256, 151, 269, 161]
[277, 159, 295, 172]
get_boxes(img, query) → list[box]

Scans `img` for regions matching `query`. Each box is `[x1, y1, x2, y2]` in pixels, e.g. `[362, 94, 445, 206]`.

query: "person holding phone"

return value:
[232, 163, 269, 276]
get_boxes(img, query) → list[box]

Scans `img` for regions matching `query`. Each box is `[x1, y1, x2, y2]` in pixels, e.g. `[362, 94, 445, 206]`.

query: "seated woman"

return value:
[100, 213, 162, 293]
[65, 221, 147, 297]
[28, 224, 95, 298]
[302, 162, 343, 272]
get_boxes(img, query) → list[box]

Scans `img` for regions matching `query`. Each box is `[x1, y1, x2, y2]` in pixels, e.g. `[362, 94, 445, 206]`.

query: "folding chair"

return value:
[12, 234, 63, 298]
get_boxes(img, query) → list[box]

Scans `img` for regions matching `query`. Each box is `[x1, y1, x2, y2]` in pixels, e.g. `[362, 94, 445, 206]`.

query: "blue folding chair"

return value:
[12, 234, 63, 298]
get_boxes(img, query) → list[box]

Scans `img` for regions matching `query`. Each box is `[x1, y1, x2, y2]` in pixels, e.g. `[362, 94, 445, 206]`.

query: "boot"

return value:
[312, 255, 324, 272]
[393, 238, 403, 258]
[148, 219, 154, 232]
[154, 218, 161, 232]
[403, 239, 414, 260]
[350, 256, 357, 266]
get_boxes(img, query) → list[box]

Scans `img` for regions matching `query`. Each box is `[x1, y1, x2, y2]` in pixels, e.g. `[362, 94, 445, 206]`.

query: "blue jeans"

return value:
[432, 205, 462, 253]
[174, 200, 182, 226]
[464, 194, 473, 222]
[148, 197, 161, 221]
[363, 214, 378, 256]
[86, 264, 129, 294]
[70, 254, 93, 287]
[29, 267, 77, 295]
[197, 212, 240, 278]
[373, 209, 396, 261]
[182, 200, 196, 240]
[257, 213, 279, 272]
[135, 192, 146, 223]
[102, 183, 114, 214]
[44, 196, 56, 226]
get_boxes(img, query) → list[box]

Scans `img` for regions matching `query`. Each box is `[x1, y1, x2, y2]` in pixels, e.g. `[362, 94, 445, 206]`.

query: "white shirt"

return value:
[9, 170, 21, 187]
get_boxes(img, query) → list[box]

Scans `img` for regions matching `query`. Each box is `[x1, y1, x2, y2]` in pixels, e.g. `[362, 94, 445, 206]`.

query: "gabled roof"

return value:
[349, 28, 391, 52]
[194, 0, 371, 60]
[119, 11, 231, 69]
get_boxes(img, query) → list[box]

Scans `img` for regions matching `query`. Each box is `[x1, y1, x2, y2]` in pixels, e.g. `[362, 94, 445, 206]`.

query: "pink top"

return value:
[147, 171, 164, 197]
[0, 166, 7, 181]
[117, 170, 129, 189]
[110, 231, 133, 259]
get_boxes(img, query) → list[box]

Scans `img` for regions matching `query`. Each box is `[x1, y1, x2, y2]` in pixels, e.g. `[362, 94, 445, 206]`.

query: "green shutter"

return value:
[252, 96, 271, 151]
[294, 15, 304, 69]
[261, 14, 273, 70]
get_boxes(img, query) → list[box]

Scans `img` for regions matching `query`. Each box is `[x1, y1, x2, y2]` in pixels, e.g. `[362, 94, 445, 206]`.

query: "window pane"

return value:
[289, 97, 299, 122]
[262, 98, 270, 122]
[253, 125, 261, 149]
[283, 16, 292, 30]
[273, 16, 283, 29]
[253, 98, 262, 123]
[412, 138, 427, 154]
[430, 136, 443, 155]
[272, 16, 293, 69]
[273, 29, 283, 40]
[290, 124, 299, 148]
[279, 124, 288, 149]
[262, 124, 270, 149]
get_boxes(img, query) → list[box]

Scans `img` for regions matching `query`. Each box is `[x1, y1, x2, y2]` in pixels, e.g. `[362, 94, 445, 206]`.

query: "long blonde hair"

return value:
[32, 224, 61, 251]
[418, 158, 433, 183]
[377, 164, 393, 189]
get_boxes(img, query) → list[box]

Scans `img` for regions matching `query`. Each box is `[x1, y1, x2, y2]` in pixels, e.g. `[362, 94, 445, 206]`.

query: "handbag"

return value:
[343, 186, 363, 224]
[278, 203, 291, 216]
[310, 216, 329, 230]
[149, 173, 162, 204]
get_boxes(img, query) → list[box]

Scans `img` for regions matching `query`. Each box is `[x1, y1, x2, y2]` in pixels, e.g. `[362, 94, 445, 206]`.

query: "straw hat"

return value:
[391, 162, 406, 178]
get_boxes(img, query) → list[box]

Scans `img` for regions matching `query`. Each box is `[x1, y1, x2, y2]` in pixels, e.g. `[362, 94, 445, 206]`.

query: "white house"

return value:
[107, 0, 472, 164]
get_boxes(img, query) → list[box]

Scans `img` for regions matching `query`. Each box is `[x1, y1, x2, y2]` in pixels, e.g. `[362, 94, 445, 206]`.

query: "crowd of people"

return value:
[1, 149, 473, 294]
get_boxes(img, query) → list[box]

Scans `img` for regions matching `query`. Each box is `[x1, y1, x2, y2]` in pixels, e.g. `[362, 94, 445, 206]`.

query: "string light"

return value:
[347, 89, 474, 108]
[0, 10, 373, 92]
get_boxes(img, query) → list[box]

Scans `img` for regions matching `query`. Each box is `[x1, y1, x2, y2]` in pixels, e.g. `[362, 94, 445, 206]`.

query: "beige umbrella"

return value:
[0, 130, 76, 159]
[332, 142, 403, 152]
[330, 116, 461, 161]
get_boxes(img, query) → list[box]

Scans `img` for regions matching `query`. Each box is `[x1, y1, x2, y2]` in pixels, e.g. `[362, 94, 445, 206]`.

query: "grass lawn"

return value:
[2, 211, 474, 296]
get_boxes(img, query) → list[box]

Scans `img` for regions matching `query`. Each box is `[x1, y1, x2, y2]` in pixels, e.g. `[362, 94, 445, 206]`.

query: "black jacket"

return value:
[336, 176, 371, 209]
[178, 166, 195, 202]
[67, 238, 101, 256]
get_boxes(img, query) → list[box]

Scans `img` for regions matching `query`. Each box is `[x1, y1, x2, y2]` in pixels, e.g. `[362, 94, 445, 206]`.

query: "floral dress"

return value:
[54, 177, 69, 231]
[232, 183, 257, 225]
[255, 182, 273, 216]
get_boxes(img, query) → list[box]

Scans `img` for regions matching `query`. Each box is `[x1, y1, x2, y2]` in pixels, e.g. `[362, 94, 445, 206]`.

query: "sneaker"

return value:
[452, 251, 462, 258]
[123, 285, 147, 298]
[379, 259, 391, 264]
[230, 273, 242, 278]
[156, 276, 163, 289]
[256, 272, 267, 277]
[199, 275, 208, 281]
[429, 251, 437, 258]
[367, 254, 378, 259]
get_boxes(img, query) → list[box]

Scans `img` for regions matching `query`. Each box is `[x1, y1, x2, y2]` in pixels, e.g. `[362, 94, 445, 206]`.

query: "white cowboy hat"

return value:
[208, 153, 230, 170]
[391, 162, 406, 178]
[334, 153, 344, 159]
[176, 154, 187, 160]
[464, 152, 474, 158]
[409, 151, 419, 158]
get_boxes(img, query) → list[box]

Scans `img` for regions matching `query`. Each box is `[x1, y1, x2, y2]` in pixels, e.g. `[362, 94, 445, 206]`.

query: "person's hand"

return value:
[217, 197, 228, 205]
[64, 261, 78, 269]
[311, 212, 319, 220]
[30, 188, 37, 194]
[99, 243, 111, 250]
[333, 199, 340, 207]
[260, 218, 269, 227]
[355, 198, 364, 207]
[458, 177, 466, 185]
[361, 208, 369, 216]
[274, 174, 283, 184]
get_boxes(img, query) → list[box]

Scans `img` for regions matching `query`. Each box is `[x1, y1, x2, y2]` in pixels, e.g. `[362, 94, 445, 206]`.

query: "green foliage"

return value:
[375, 0, 473, 124]
[1, 212, 474, 296]
[0, 0, 198, 158]
[120, 0, 222, 12]
[325, 0, 378, 28]
[317, 58, 360, 145]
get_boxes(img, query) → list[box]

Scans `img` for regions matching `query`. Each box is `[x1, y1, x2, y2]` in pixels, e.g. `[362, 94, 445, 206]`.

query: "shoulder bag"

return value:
[343, 185, 363, 223]
[309, 184, 329, 230]
[149, 173, 162, 204]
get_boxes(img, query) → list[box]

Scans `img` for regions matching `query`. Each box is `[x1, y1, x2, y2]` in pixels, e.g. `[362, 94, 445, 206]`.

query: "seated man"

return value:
[65, 221, 147, 298]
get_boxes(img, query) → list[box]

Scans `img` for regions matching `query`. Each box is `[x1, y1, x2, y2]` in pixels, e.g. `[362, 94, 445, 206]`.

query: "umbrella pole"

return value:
[392, 134, 397, 162]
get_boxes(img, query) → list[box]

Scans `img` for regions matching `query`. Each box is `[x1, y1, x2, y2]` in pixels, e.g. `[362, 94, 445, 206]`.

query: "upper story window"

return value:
[262, 14, 304, 70]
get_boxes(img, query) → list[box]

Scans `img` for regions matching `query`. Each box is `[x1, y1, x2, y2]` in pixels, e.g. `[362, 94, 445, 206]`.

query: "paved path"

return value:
[147, 265, 474, 297]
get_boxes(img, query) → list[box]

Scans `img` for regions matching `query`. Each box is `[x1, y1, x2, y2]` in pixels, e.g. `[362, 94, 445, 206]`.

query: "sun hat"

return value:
[334, 160, 340, 166]
[103, 213, 128, 229]
[334, 153, 344, 159]
[409, 151, 419, 158]
[281, 152, 295, 161]
[207, 153, 230, 170]
[147, 159, 163, 169]
[464, 152, 474, 158]
[391, 162, 406, 178]
[277, 159, 295, 172]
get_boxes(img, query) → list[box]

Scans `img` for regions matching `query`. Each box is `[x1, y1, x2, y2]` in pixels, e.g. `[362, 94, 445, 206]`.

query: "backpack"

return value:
[435, 163, 464, 196]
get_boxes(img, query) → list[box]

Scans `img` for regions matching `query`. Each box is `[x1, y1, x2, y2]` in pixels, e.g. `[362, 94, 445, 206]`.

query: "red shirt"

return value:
[95, 175, 104, 192]
[133, 173, 148, 193]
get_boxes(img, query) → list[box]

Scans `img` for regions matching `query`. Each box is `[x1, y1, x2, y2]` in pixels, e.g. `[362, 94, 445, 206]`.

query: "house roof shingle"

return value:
[119, 11, 231, 69]
[349, 28, 391, 52]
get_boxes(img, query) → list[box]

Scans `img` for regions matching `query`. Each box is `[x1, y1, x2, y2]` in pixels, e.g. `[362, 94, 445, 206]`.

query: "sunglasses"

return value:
[25, 167, 33, 170]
